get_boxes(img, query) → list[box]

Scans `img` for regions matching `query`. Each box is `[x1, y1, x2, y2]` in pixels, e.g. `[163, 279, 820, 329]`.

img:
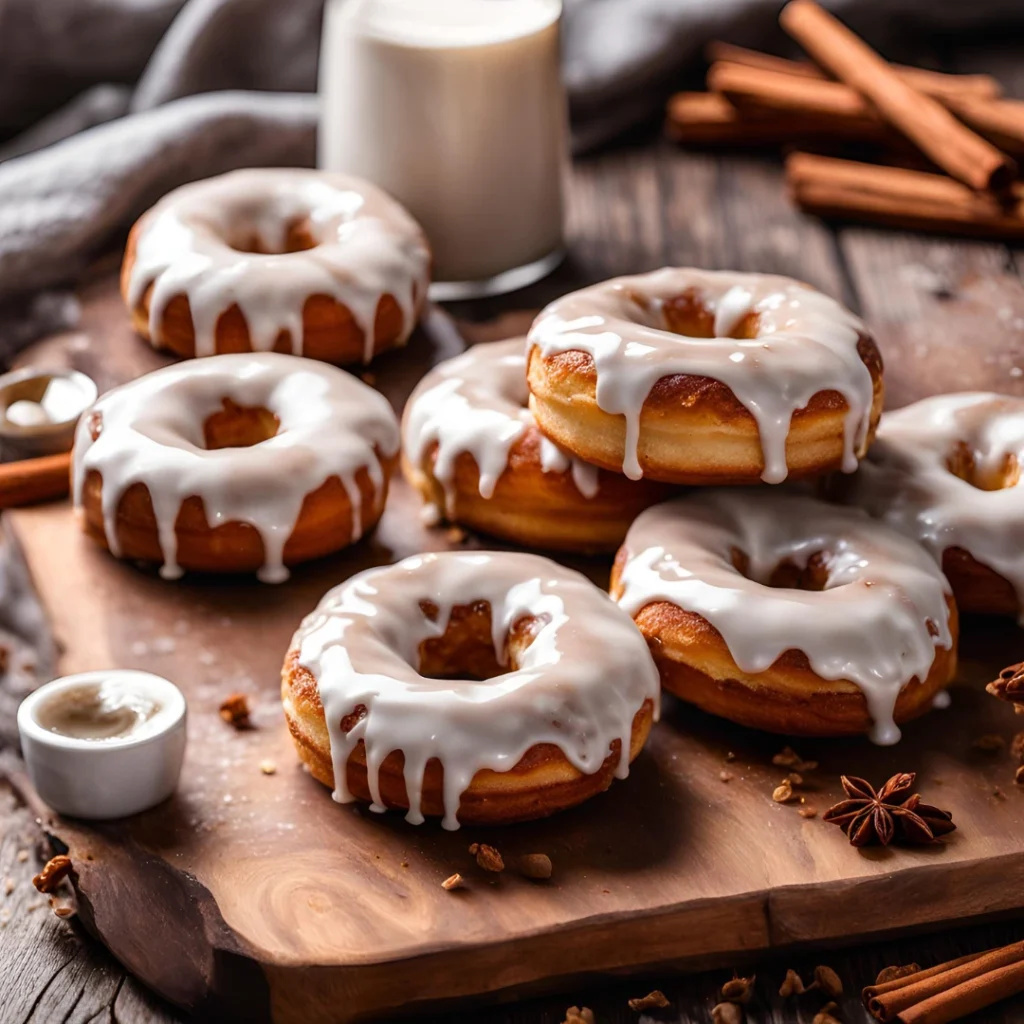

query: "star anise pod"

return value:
[822, 774, 955, 847]
[987, 663, 1024, 714]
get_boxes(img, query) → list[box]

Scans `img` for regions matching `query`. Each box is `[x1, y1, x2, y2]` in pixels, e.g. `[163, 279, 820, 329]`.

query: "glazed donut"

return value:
[527, 268, 884, 485]
[73, 353, 399, 583]
[401, 339, 674, 552]
[122, 169, 431, 364]
[610, 491, 957, 743]
[282, 551, 659, 828]
[838, 392, 1024, 620]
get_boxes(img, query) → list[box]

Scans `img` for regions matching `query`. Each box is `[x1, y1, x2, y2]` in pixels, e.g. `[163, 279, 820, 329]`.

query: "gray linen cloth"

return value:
[0, 0, 1022, 354]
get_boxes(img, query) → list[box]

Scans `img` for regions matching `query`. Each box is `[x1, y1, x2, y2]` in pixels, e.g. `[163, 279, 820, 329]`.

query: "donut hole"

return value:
[945, 441, 1020, 491]
[731, 547, 830, 591]
[223, 218, 318, 255]
[657, 288, 761, 339]
[202, 398, 280, 449]
[415, 600, 538, 681]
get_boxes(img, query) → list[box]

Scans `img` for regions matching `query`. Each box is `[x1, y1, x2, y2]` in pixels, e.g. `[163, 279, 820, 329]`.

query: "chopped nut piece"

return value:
[563, 1007, 595, 1024]
[773, 781, 795, 803]
[32, 855, 72, 894]
[812, 1001, 841, 1024]
[779, 969, 805, 997]
[628, 990, 669, 1011]
[441, 873, 464, 891]
[988, 663, 1024, 712]
[16, 850, 28, 863]
[468, 842, 504, 873]
[813, 965, 843, 998]
[720, 770, 735, 783]
[721, 974, 755, 1004]
[725, 751, 736, 762]
[972, 734, 1005, 752]
[773, 746, 818, 772]
[49, 896, 75, 919]
[219, 692, 251, 728]
[1016, 765, 1024, 785]
[259, 759, 277, 775]
[786, 772, 804, 786]
[3, 877, 13, 896]
[711, 1002, 742, 1024]
[518, 853, 552, 880]
[875, 963, 920, 985]
[798, 806, 818, 819]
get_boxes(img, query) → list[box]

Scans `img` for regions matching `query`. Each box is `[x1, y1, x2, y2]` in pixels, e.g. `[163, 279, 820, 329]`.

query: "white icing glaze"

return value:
[615, 491, 953, 745]
[840, 392, 1024, 619]
[127, 168, 431, 363]
[402, 338, 601, 517]
[528, 269, 875, 483]
[72, 352, 399, 583]
[293, 550, 660, 829]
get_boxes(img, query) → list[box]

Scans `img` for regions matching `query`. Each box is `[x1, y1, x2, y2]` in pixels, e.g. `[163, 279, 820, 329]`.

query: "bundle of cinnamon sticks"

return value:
[666, 0, 1024, 238]
[863, 940, 1024, 1024]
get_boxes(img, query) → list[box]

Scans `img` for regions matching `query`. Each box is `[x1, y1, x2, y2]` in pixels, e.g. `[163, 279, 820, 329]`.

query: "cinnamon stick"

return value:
[865, 940, 1024, 1023]
[787, 153, 1024, 239]
[780, 0, 1016, 192]
[666, 91, 885, 146]
[863, 951, 989, 1004]
[0, 452, 72, 508]
[711, 61, 1024, 154]
[898, 961, 1024, 1024]
[705, 42, 1003, 100]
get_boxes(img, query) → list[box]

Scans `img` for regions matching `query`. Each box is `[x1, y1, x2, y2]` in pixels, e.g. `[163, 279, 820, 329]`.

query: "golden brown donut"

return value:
[611, 491, 958, 742]
[72, 353, 400, 582]
[527, 269, 883, 485]
[402, 339, 674, 552]
[282, 551, 661, 827]
[835, 392, 1024, 621]
[122, 169, 431, 365]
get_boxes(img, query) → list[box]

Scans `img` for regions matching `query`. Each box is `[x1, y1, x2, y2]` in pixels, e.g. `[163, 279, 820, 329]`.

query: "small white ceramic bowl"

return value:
[18, 670, 187, 819]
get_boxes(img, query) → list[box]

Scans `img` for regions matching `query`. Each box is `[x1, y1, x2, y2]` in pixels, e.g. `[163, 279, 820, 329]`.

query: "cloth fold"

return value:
[0, 0, 1022, 349]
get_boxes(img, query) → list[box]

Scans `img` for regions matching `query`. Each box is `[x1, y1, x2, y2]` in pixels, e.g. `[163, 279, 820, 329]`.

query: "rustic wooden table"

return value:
[5, 34, 1024, 1024]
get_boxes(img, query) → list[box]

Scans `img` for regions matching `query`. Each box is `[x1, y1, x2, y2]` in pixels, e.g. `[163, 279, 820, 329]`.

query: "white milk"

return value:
[319, 0, 567, 296]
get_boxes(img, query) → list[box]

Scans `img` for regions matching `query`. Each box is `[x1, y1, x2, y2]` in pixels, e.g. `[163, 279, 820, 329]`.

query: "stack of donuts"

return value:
[71, 167, 1024, 830]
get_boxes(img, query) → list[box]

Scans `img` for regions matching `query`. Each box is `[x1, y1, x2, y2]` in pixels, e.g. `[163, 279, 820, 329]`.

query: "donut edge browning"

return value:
[121, 217, 428, 366]
[525, 336, 884, 485]
[402, 428, 677, 554]
[78, 451, 398, 576]
[280, 649, 656, 826]
[609, 550, 959, 737]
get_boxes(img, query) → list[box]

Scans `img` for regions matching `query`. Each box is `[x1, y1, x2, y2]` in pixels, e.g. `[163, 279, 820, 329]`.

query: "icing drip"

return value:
[293, 550, 660, 829]
[528, 269, 875, 483]
[841, 392, 1024, 620]
[72, 352, 399, 583]
[402, 338, 602, 515]
[127, 169, 431, 363]
[615, 491, 953, 745]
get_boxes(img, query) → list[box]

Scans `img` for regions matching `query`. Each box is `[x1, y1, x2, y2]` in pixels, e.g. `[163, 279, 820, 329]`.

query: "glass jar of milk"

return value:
[319, 0, 567, 299]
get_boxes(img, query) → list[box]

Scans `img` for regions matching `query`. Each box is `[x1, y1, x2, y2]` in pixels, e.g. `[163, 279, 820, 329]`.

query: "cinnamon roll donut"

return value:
[839, 392, 1024, 620]
[610, 491, 957, 743]
[122, 169, 431, 365]
[73, 353, 399, 582]
[402, 339, 674, 552]
[527, 269, 884, 485]
[282, 551, 660, 828]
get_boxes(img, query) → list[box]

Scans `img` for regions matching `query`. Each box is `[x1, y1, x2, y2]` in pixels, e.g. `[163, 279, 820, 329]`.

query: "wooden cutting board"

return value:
[7, 272, 1024, 1023]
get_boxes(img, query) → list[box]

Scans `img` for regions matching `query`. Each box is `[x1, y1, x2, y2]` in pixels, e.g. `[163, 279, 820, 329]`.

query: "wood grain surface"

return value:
[3, 36, 1024, 1024]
